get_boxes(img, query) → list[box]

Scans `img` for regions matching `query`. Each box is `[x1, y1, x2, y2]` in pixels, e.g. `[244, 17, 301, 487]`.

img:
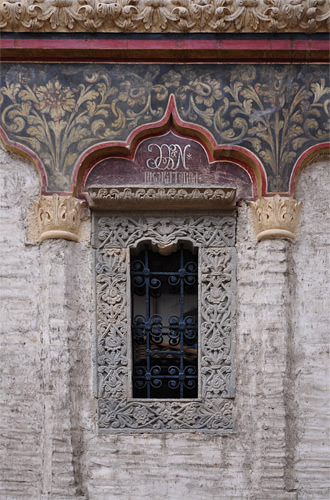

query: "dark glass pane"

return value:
[131, 244, 198, 399]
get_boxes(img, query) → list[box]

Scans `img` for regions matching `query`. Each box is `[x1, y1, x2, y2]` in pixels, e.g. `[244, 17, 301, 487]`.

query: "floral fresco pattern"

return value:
[0, 63, 329, 192]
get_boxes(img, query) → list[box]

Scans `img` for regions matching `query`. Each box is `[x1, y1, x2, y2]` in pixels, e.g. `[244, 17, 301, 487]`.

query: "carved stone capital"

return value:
[28, 194, 88, 242]
[250, 195, 302, 241]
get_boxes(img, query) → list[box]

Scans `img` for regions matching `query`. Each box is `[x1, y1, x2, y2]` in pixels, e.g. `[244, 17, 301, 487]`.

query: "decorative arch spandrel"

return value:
[0, 63, 328, 197]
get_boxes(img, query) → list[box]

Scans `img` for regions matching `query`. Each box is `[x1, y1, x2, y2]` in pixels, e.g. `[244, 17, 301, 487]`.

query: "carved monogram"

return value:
[146, 143, 191, 171]
[94, 213, 236, 433]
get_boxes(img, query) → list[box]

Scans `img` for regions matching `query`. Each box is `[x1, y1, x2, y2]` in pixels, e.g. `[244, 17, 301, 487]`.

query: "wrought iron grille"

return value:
[131, 244, 198, 399]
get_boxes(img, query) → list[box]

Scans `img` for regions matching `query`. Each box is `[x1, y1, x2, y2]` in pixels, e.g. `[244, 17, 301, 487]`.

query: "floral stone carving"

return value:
[93, 212, 236, 433]
[88, 186, 237, 210]
[29, 194, 86, 242]
[250, 194, 303, 241]
[0, 0, 328, 33]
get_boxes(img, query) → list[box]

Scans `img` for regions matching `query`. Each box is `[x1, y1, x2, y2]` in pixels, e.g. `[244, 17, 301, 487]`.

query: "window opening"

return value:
[131, 244, 198, 399]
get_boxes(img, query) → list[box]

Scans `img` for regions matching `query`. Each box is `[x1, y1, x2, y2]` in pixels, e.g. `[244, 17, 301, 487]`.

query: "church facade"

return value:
[0, 1, 329, 498]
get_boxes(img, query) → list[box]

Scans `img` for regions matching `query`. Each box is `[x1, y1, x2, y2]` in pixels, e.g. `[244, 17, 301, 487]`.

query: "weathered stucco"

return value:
[0, 145, 329, 499]
[292, 160, 330, 500]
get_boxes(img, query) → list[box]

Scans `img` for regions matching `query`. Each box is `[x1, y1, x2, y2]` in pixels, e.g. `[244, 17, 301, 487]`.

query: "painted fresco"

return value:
[0, 63, 328, 193]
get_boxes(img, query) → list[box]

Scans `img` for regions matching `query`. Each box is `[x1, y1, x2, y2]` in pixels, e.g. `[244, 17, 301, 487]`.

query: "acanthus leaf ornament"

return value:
[135, 0, 177, 31]
[189, 0, 215, 29]
[171, 0, 196, 30]
[300, 0, 330, 31]
[78, 0, 136, 31]
[226, 0, 269, 31]
[0, 0, 26, 29]
[263, 0, 305, 30]
[209, 0, 232, 30]
[250, 194, 303, 241]
[29, 194, 86, 242]
[0, 0, 329, 32]
[33, 0, 84, 30]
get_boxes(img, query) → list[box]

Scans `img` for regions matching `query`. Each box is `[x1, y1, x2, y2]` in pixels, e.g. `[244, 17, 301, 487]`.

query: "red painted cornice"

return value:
[1, 37, 329, 63]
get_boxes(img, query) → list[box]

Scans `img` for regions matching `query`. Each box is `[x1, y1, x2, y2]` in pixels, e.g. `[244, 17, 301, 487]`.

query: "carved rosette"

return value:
[30, 194, 85, 242]
[250, 195, 302, 241]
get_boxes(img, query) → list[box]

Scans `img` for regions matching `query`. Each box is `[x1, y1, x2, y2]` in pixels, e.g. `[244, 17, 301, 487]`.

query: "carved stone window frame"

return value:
[90, 186, 237, 434]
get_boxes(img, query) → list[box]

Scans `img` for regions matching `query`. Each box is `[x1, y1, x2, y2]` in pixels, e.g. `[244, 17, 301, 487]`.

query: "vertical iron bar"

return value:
[179, 245, 184, 398]
[145, 246, 151, 398]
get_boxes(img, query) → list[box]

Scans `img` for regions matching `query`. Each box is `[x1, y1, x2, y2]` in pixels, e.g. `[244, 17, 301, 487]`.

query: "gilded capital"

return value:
[250, 195, 302, 241]
[28, 194, 88, 242]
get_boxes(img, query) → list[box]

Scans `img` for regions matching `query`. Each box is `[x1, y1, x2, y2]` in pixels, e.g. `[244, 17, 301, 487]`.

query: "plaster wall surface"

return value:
[0, 146, 329, 500]
[293, 161, 330, 500]
[0, 146, 42, 498]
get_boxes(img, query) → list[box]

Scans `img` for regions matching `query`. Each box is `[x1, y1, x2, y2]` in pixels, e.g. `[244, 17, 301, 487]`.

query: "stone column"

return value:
[40, 240, 78, 500]
[35, 195, 88, 499]
[249, 196, 302, 500]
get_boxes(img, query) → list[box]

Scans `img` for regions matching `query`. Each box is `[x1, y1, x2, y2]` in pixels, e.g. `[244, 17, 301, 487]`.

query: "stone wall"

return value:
[0, 144, 329, 499]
